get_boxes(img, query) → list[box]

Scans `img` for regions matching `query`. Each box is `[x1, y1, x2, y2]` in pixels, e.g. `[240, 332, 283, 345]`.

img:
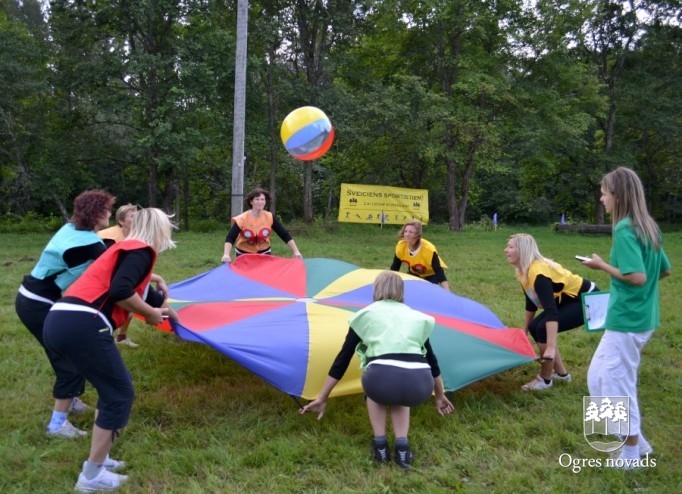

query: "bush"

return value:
[0, 212, 63, 233]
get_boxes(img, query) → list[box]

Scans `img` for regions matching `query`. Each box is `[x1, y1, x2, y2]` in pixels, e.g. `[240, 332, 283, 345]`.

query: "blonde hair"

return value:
[601, 167, 661, 250]
[128, 208, 177, 253]
[373, 270, 404, 303]
[398, 220, 423, 242]
[508, 233, 560, 285]
[115, 204, 138, 226]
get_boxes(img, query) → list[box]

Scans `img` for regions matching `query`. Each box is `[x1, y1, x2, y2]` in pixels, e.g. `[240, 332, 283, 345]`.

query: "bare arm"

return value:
[222, 242, 234, 264]
[583, 254, 646, 286]
[287, 239, 302, 259]
[298, 375, 339, 420]
[433, 376, 454, 416]
[116, 294, 167, 326]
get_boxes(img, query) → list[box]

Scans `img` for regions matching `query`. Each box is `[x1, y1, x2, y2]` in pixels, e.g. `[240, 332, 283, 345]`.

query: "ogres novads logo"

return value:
[583, 396, 629, 452]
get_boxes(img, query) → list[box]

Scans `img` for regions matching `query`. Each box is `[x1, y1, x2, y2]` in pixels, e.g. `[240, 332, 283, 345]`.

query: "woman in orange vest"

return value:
[43, 208, 178, 493]
[222, 188, 302, 263]
[390, 220, 449, 290]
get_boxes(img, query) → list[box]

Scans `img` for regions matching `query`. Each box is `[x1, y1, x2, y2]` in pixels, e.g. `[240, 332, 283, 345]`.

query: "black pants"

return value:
[44, 310, 134, 430]
[528, 286, 599, 344]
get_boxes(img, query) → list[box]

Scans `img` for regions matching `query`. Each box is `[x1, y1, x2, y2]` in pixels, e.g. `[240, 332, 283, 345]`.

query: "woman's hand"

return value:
[164, 305, 179, 323]
[222, 255, 231, 264]
[582, 253, 604, 270]
[435, 395, 454, 416]
[145, 307, 168, 326]
[292, 251, 303, 260]
[152, 275, 169, 298]
[299, 398, 328, 420]
[541, 345, 556, 362]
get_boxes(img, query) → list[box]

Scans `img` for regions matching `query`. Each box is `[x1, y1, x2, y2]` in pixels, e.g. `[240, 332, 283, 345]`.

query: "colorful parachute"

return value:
[165, 255, 537, 400]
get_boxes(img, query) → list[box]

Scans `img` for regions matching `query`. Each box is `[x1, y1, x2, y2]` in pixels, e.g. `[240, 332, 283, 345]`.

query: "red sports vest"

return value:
[65, 239, 156, 328]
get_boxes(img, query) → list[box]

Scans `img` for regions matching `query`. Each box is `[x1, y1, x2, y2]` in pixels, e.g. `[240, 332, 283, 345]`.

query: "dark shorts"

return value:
[361, 364, 434, 407]
[44, 310, 134, 430]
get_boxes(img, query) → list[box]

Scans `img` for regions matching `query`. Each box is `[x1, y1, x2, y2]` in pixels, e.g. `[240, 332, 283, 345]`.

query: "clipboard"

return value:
[581, 291, 610, 332]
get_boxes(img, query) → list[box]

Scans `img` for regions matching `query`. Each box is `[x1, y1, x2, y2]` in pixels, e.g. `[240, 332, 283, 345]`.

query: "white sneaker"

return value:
[552, 372, 572, 383]
[69, 397, 91, 414]
[75, 467, 128, 493]
[116, 338, 139, 348]
[521, 375, 553, 391]
[611, 435, 654, 457]
[637, 434, 654, 456]
[103, 456, 126, 472]
[46, 420, 88, 438]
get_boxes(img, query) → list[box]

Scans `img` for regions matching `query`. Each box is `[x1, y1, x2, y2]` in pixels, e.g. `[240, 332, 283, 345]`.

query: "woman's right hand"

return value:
[222, 255, 231, 264]
[145, 307, 168, 326]
[299, 398, 328, 421]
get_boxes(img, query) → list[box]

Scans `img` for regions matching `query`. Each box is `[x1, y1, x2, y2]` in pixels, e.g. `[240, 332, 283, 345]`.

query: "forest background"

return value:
[1, 0, 681, 231]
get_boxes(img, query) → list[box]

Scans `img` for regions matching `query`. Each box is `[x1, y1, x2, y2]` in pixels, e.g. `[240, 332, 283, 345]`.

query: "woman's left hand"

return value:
[541, 345, 556, 361]
[165, 305, 179, 323]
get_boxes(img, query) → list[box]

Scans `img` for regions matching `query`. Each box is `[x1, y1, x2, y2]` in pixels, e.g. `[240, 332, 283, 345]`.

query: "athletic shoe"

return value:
[75, 466, 128, 493]
[69, 397, 91, 414]
[372, 443, 390, 464]
[116, 337, 139, 348]
[552, 372, 573, 383]
[46, 420, 88, 438]
[521, 375, 553, 391]
[103, 456, 126, 472]
[612, 436, 653, 457]
[394, 445, 414, 470]
[639, 443, 653, 456]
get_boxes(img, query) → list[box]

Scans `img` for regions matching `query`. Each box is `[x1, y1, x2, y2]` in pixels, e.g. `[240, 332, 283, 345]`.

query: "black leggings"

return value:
[528, 289, 598, 344]
[361, 364, 434, 407]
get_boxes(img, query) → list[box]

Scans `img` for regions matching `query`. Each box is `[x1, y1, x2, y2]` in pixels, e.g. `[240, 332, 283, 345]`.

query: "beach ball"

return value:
[280, 106, 335, 161]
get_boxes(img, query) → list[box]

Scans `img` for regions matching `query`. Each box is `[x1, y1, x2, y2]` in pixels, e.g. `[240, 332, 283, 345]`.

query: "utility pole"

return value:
[231, 0, 248, 216]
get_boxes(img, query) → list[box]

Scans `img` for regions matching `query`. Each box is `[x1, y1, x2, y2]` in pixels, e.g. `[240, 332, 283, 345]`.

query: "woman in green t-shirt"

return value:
[581, 167, 671, 468]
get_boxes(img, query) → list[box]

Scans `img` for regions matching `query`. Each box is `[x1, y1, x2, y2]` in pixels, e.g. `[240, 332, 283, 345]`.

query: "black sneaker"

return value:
[394, 445, 414, 470]
[373, 443, 391, 464]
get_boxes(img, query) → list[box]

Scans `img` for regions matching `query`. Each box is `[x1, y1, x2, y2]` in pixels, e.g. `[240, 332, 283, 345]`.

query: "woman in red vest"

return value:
[222, 188, 302, 263]
[43, 208, 178, 493]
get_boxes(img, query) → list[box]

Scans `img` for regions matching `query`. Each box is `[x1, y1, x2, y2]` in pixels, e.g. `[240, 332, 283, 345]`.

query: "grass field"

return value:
[1, 223, 680, 493]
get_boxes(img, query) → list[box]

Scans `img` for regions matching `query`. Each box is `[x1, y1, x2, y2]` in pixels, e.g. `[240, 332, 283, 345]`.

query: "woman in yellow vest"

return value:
[505, 233, 598, 391]
[390, 220, 449, 290]
[222, 188, 302, 263]
[299, 271, 454, 470]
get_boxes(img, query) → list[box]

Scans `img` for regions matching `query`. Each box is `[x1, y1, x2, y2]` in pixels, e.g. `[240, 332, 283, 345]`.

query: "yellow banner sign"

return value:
[338, 184, 429, 225]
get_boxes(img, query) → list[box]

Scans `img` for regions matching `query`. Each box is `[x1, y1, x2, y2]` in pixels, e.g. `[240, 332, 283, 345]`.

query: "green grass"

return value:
[1, 224, 680, 493]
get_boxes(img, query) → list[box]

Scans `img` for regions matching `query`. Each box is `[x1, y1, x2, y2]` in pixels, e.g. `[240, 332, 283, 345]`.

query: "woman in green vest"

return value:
[299, 270, 454, 470]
